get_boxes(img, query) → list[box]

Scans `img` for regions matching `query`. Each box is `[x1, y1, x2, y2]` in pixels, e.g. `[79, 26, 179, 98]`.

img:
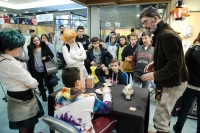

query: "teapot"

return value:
[122, 84, 134, 101]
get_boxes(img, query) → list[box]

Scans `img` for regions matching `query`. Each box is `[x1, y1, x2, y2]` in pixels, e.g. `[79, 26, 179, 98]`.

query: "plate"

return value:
[95, 88, 103, 95]
[103, 83, 113, 87]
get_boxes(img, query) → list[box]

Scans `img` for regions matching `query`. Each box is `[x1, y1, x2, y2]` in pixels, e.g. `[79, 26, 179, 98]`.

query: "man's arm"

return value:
[154, 34, 183, 82]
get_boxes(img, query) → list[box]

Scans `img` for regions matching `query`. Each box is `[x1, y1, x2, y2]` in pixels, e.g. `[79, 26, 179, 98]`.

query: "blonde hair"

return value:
[62, 29, 77, 43]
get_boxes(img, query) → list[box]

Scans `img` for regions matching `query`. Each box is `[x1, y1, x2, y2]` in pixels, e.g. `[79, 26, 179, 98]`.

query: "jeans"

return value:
[154, 82, 187, 132]
[175, 87, 200, 133]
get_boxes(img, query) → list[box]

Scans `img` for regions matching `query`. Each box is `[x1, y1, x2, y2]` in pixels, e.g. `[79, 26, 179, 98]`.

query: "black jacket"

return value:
[107, 69, 125, 85]
[185, 44, 200, 87]
[153, 21, 189, 87]
[76, 35, 90, 50]
[85, 47, 113, 73]
[121, 43, 138, 61]
[27, 41, 54, 77]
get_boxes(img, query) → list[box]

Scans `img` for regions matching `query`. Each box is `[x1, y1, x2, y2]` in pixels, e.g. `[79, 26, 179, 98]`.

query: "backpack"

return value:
[65, 42, 80, 52]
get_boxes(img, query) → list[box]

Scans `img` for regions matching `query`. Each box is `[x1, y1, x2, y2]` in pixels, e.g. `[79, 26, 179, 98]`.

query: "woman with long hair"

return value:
[174, 32, 200, 133]
[27, 35, 54, 101]
[0, 30, 43, 133]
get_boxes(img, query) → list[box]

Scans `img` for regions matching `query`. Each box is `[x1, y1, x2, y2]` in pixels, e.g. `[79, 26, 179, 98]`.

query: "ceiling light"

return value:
[25, 11, 28, 13]
[3, 9, 6, 11]
[136, 14, 139, 17]
[38, 10, 41, 12]
[4, 0, 8, 2]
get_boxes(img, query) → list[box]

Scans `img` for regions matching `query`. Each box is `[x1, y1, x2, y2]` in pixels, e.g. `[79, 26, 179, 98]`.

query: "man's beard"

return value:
[144, 22, 157, 34]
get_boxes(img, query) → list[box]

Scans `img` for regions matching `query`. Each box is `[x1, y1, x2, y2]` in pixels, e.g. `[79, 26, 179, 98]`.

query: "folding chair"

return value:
[42, 116, 81, 133]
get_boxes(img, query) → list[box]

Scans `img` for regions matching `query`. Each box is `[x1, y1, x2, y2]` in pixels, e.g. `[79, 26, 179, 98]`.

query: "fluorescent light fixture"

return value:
[3, 9, 6, 11]
[25, 11, 28, 13]
[4, 0, 8, 2]
[136, 14, 139, 17]
[58, 7, 87, 11]
[0, 0, 74, 10]
[38, 10, 41, 12]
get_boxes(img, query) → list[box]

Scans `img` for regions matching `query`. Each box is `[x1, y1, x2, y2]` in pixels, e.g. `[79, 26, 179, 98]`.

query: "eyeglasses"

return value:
[141, 19, 151, 26]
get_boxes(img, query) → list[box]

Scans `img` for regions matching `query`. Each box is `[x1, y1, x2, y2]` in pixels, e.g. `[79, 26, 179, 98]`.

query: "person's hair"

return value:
[30, 35, 41, 49]
[193, 32, 200, 44]
[91, 37, 100, 44]
[0, 30, 25, 53]
[41, 34, 49, 41]
[59, 25, 64, 29]
[130, 33, 138, 39]
[77, 26, 84, 31]
[131, 28, 135, 32]
[29, 29, 35, 35]
[62, 67, 80, 87]
[62, 29, 77, 43]
[119, 35, 128, 46]
[140, 6, 161, 19]
[16, 29, 22, 34]
[141, 32, 152, 37]
[111, 58, 120, 65]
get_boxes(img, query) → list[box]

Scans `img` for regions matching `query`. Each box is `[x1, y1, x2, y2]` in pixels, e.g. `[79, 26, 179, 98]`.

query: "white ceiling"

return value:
[0, 0, 42, 4]
[0, 0, 75, 10]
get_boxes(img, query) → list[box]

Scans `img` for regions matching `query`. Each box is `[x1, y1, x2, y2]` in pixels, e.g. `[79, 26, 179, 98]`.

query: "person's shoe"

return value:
[42, 94, 47, 102]
[173, 124, 181, 133]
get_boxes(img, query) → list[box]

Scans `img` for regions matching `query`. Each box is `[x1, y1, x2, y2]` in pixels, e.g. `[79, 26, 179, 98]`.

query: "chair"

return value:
[122, 72, 128, 84]
[42, 116, 81, 133]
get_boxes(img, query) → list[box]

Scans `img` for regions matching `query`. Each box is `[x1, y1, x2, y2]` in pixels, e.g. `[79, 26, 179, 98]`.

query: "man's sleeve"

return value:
[154, 34, 183, 82]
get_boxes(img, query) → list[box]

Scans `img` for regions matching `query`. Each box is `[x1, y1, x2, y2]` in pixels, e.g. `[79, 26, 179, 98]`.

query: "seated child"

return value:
[54, 67, 117, 133]
[85, 37, 113, 81]
[102, 58, 126, 85]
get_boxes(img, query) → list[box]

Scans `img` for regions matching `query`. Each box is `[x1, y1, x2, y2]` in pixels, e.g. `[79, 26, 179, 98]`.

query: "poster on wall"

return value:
[182, 40, 191, 54]
[182, 25, 192, 39]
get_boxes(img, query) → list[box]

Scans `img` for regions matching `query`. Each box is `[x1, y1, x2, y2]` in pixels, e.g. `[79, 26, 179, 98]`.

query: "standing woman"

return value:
[62, 29, 88, 78]
[173, 33, 200, 133]
[0, 30, 42, 133]
[27, 35, 54, 101]
[41, 34, 56, 61]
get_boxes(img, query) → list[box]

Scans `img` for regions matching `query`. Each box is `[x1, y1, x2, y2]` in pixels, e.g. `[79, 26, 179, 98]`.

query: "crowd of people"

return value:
[0, 6, 199, 133]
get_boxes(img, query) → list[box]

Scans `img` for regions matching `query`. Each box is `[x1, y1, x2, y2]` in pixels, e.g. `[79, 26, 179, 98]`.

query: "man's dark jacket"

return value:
[153, 21, 189, 88]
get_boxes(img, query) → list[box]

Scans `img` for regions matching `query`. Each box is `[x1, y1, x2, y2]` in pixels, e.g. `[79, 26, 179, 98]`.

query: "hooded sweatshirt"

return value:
[106, 33, 118, 58]
[54, 87, 112, 133]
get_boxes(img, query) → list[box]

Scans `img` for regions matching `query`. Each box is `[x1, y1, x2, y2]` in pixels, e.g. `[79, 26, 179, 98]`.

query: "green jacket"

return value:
[153, 22, 189, 88]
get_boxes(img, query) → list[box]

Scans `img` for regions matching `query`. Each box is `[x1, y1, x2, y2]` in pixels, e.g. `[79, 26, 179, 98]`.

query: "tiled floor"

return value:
[0, 71, 197, 133]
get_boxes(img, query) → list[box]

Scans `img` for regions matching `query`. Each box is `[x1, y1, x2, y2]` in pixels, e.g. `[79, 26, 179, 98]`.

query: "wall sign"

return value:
[36, 13, 53, 22]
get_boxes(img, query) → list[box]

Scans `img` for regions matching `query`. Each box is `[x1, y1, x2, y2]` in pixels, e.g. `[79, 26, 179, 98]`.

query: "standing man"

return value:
[75, 26, 90, 51]
[53, 25, 65, 70]
[140, 6, 189, 133]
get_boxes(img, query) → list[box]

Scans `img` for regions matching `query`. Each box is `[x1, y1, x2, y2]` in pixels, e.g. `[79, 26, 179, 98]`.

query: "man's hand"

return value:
[100, 64, 105, 68]
[42, 56, 46, 60]
[90, 61, 97, 66]
[102, 67, 108, 72]
[125, 57, 131, 62]
[141, 72, 154, 82]
[144, 61, 154, 73]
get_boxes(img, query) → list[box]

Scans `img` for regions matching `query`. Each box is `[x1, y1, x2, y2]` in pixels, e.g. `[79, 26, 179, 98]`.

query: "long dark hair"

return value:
[30, 35, 41, 49]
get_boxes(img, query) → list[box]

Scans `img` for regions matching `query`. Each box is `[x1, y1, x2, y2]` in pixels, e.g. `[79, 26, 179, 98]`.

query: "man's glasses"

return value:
[141, 19, 151, 26]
